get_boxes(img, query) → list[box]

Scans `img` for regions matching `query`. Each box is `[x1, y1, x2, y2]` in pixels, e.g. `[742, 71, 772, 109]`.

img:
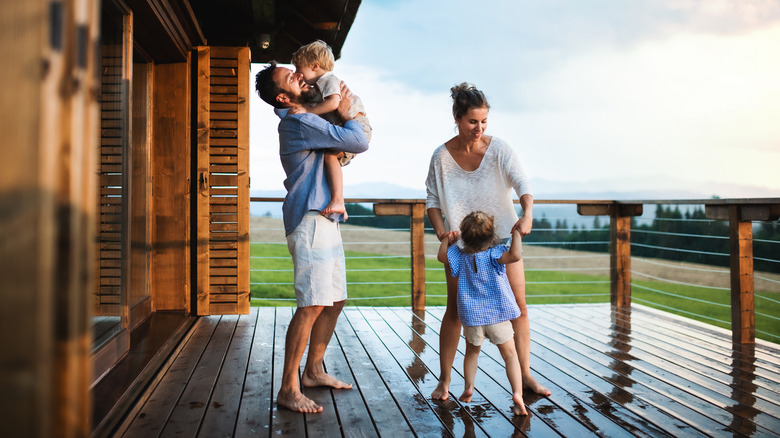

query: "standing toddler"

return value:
[438, 211, 528, 416]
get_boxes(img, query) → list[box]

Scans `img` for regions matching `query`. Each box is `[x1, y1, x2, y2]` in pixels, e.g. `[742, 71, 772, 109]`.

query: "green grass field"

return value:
[250, 242, 780, 343]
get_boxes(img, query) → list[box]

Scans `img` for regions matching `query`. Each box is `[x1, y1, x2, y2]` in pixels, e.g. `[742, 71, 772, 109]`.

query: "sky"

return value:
[249, 0, 780, 199]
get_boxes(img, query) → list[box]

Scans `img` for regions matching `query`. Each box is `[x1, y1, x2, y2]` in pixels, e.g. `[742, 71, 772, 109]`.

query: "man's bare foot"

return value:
[431, 380, 450, 400]
[524, 376, 551, 396]
[458, 387, 474, 403]
[277, 389, 323, 413]
[321, 200, 347, 219]
[512, 392, 527, 416]
[301, 371, 352, 389]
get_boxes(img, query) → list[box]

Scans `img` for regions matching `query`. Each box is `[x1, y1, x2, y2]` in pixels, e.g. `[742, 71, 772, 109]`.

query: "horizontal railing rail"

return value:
[250, 197, 780, 344]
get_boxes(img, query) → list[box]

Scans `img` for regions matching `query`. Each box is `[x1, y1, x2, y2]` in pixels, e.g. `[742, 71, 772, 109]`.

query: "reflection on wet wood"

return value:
[114, 304, 780, 437]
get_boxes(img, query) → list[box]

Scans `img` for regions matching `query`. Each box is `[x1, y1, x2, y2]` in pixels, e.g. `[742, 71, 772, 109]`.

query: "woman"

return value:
[426, 82, 551, 400]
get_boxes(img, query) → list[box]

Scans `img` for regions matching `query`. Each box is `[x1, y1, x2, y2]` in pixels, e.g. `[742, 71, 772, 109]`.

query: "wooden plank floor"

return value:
[113, 304, 780, 437]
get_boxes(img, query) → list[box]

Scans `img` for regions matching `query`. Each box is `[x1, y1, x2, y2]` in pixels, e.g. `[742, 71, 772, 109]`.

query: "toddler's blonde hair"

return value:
[459, 211, 496, 253]
[291, 40, 335, 71]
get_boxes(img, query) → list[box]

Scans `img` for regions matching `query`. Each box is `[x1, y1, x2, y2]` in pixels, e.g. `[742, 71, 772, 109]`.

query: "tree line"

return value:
[523, 205, 779, 272]
[346, 203, 779, 273]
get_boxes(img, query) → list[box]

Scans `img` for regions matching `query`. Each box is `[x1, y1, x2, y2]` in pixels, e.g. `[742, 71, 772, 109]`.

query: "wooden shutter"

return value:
[95, 37, 129, 316]
[194, 46, 250, 315]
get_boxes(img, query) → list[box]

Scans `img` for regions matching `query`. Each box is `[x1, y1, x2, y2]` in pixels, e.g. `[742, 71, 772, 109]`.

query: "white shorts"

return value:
[463, 321, 515, 346]
[286, 211, 347, 307]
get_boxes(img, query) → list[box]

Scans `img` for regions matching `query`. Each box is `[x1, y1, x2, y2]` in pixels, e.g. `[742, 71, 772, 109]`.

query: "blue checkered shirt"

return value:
[448, 244, 521, 327]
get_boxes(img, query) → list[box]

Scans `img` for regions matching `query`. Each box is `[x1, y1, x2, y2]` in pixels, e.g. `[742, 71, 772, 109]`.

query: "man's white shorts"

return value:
[286, 211, 347, 307]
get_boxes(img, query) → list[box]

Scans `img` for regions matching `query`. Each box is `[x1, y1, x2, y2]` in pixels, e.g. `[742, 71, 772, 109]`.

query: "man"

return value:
[255, 62, 369, 413]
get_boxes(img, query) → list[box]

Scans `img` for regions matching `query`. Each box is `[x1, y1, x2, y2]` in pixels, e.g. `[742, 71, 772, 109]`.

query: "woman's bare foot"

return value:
[524, 376, 551, 396]
[458, 387, 474, 403]
[301, 371, 353, 389]
[277, 389, 323, 413]
[512, 392, 527, 415]
[321, 200, 347, 219]
[431, 380, 450, 400]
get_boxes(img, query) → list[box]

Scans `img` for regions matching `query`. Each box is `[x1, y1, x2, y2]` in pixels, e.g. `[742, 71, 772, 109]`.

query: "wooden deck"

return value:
[111, 304, 780, 437]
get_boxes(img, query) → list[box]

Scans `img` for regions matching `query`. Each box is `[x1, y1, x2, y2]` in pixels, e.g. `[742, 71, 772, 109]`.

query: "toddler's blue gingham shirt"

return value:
[448, 244, 521, 327]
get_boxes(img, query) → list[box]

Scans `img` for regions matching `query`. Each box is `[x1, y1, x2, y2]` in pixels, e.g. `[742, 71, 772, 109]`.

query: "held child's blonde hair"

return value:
[291, 40, 335, 71]
[459, 211, 496, 254]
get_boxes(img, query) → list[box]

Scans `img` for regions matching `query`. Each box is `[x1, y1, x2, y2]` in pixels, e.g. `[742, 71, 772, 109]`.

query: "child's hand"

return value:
[445, 231, 460, 245]
[511, 216, 532, 236]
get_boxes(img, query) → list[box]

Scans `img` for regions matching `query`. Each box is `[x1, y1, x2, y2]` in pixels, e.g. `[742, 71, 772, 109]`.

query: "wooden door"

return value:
[194, 46, 250, 315]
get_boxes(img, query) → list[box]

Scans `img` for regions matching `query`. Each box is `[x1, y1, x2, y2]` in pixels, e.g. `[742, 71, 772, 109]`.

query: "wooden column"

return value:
[729, 206, 755, 344]
[610, 210, 633, 307]
[410, 203, 427, 311]
[1, 0, 99, 435]
[578, 203, 642, 308]
[374, 201, 427, 311]
[706, 202, 780, 344]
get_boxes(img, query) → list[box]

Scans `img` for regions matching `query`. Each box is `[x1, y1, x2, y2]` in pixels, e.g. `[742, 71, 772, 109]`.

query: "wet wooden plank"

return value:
[551, 305, 780, 436]
[531, 307, 746, 436]
[525, 306, 702, 436]
[566, 304, 780, 433]
[361, 307, 493, 437]
[121, 317, 220, 438]
[346, 308, 452, 437]
[160, 316, 238, 437]
[610, 306, 780, 388]
[325, 316, 380, 436]
[234, 307, 275, 437]
[337, 310, 412, 436]
[270, 307, 306, 437]
[199, 311, 255, 436]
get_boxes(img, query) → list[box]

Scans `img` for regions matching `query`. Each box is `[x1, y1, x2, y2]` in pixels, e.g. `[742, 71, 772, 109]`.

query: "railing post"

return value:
[410, 203, 427, 312]
[578, 203, 642, 308]
[706, 202, 780, 344]
[373, 200, 427, 312]
[729, 205, 755, 344]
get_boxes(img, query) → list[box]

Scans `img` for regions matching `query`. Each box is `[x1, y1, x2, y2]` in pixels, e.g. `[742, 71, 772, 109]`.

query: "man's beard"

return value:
[298, 87, 321, 105]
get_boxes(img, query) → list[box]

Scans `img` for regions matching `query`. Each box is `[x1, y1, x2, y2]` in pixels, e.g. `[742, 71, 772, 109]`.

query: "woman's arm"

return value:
[437, 235, 449, 264]
[512, 193, 534, 236]
[427, 207, 447, 241]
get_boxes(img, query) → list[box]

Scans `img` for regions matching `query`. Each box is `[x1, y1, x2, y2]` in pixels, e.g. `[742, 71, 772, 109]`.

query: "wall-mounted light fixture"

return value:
[259, 34, 271, 49]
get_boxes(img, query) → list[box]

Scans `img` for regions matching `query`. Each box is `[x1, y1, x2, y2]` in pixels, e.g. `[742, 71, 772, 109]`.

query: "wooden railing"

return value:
[251, 197, 780, 344]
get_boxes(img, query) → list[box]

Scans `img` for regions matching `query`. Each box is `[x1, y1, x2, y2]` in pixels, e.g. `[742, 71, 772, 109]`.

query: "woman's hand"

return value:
[512, 215, 533, 237]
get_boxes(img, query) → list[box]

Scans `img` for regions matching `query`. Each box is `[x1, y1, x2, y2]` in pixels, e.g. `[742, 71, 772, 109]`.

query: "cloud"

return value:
[250, 2, 780, 196]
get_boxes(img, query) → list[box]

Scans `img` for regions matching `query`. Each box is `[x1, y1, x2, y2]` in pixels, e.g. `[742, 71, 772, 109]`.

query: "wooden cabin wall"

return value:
[150, 59, 192, 312]
[1, 0, 99, 436]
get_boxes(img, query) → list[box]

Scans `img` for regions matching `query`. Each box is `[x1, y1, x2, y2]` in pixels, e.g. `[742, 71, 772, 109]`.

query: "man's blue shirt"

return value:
[275, 108, 368, 235]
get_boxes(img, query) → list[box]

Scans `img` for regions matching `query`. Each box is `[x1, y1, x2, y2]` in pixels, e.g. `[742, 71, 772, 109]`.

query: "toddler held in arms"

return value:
[291, 40, 372, 218]
[437, 211, 527, 416]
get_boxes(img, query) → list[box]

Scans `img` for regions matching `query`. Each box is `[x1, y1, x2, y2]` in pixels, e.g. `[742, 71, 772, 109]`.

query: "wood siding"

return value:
[150, 61, 191, 311]
[194, 46, 250, 315]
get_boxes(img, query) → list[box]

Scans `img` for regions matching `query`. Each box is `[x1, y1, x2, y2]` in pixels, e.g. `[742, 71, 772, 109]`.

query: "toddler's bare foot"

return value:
[301, 371, 352, 389]
[277, 389, 323, 413]
[431, 380, 450, 400]
[458, 387, 474, 403]
[512, 392, 527, 416]
[524, 376, 551, 396]
[321, 200, 347, 219]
